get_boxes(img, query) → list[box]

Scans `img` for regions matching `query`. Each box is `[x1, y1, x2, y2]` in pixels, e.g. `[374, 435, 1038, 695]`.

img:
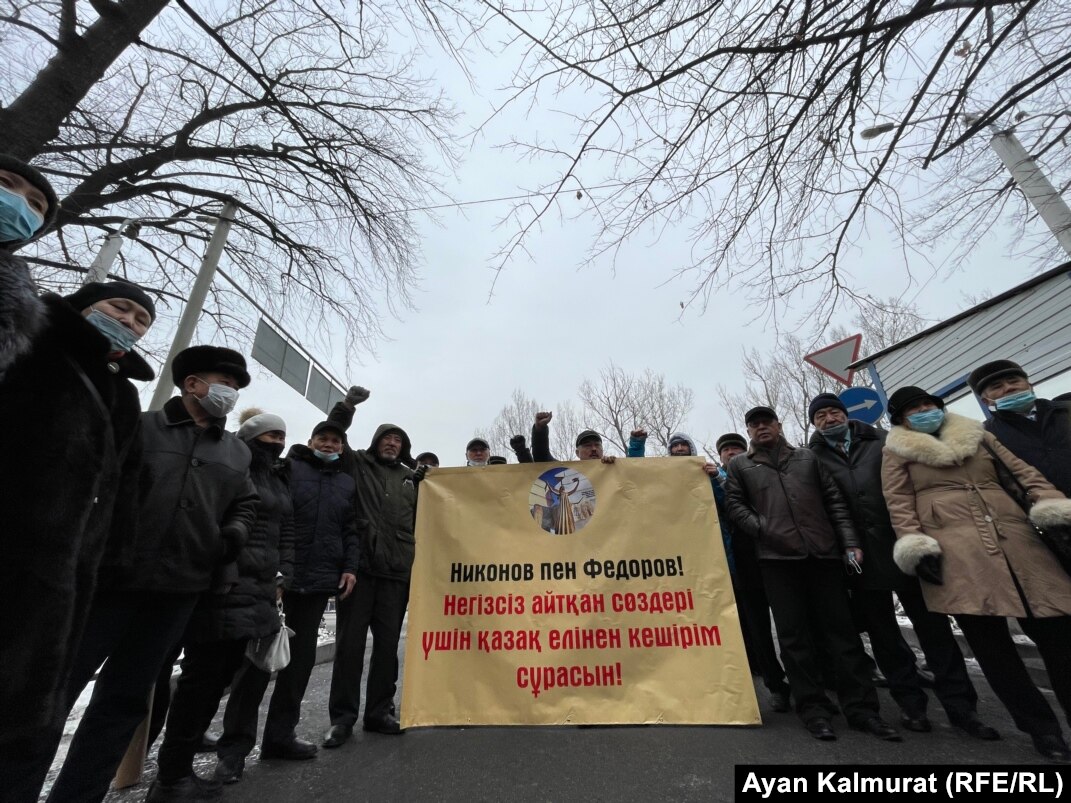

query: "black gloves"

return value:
[510, 434, 526, 451]
[915, 554, 943, 585]
[414, 464, 429, 485]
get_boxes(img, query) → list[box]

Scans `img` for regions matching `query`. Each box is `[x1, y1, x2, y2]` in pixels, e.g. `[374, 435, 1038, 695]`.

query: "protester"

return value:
[489, 455, 508, 465]
[145, 409, 294, 799]
[713, 432, 791, 714]
[882, 386, 1071, 762]
[41, 346, 258, 802]
[466, 437, 491, 466]
[725, 406, 899, 742]
[323, 391, 418, 743]
[969, 360, 1071, 496]
[415, 451, 440, 468]
[530, 411, 617, 464]
[628, 428, 648, 457]
[807, 392, 994, 739]
[510, 434, 534, 463]
[0, 157, 165, 801]
[231, 419, 358, 763]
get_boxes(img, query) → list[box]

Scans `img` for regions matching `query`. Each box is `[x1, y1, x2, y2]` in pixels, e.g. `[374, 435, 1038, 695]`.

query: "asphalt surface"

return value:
[87, 637, 1063, 803]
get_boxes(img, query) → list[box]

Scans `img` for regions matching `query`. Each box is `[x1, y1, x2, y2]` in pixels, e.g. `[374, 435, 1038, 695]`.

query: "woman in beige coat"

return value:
[881, 386, 1071, 763]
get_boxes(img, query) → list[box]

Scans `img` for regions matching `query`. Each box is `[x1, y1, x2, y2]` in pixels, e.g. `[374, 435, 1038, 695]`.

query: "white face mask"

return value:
[194, 377, 239, 418]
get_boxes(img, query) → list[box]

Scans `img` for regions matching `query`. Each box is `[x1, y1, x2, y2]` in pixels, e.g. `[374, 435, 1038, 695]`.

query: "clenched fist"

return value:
[534, 411, 553, 428]
[346, 386, 371, 406]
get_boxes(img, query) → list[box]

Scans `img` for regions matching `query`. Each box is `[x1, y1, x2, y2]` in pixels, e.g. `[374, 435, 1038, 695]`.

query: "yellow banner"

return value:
[400, 457, 760, 726]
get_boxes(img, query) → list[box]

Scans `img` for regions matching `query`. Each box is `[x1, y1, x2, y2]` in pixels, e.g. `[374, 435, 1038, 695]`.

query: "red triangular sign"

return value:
[803, 334, 862, 387]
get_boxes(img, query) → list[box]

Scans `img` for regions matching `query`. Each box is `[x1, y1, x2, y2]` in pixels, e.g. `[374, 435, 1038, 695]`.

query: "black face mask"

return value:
[251, 439, 285, 461]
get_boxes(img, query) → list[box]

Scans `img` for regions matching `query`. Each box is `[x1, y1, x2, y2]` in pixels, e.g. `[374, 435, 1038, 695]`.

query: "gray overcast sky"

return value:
[134, 18, 1066, 464]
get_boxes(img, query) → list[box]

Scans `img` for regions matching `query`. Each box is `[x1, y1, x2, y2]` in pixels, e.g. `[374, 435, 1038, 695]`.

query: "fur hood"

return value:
[884, 412, 984, 467]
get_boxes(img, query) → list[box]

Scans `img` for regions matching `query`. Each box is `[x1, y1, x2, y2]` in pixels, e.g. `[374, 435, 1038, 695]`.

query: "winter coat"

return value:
[326, 403, 418, 582]
[882, 411, 1071, 618]
[984, 396, 1071, 497]
[531, 422, 555, 463]
[0, 261, 152, 744]
[185, 444, 296, 641]
[126, 397, 259, 594]
[809, 421, 906, 590]
[725, 438, 859, 561]
[287, 444, 358, 595]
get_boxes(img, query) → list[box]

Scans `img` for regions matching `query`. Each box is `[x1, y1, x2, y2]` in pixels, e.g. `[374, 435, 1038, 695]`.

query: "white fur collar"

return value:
[884, 412, 984, 466]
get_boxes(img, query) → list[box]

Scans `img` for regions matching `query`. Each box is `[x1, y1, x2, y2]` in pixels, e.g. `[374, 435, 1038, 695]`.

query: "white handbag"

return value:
[245, 603, 294, 672]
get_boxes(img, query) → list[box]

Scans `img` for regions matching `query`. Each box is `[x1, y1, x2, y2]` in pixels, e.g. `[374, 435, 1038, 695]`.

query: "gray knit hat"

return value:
[237, 410, 287, 442]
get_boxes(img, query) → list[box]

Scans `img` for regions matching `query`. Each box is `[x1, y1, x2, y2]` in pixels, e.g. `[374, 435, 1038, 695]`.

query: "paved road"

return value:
[90, 651, 1060, 803]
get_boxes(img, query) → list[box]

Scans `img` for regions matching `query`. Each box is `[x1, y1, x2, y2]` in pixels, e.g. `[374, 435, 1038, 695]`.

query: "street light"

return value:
[859, 113, 1071, 256]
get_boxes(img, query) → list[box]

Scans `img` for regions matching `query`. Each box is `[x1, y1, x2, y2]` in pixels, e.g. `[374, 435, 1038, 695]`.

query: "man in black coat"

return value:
[322, 388, 418, 744]
[0, 157, 165, 800]
[807, 393, 997, 741]
[969, 359, 1071, 496]
[44, 346, 259, 803]
[725, 406, 898, 742]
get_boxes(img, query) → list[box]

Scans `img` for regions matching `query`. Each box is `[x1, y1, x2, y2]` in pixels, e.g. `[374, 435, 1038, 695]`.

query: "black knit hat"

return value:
[0, 154, 60, 243]
[968, 359, 1029, 396]
[744, 406, 778, 426]
[808, 392, 847, 423]
[887, 386, 944, 424]
[65, 280, 156, 321]
[171, 345, 251, 388]
[715, 433, 747, 454]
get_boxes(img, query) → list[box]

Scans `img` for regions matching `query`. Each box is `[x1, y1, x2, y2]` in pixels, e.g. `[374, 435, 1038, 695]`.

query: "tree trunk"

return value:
[0, 0, 172, 161]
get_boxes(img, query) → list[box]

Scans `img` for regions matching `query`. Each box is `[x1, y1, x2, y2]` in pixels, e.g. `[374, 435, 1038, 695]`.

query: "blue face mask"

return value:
[994, 390, 1036, 414]
[314, 448, 340, 462]
[821, 422, 849, 441]
[85, 308, 141, 353]
[0, 184, 45, 243]
[907, 409, 945, 434]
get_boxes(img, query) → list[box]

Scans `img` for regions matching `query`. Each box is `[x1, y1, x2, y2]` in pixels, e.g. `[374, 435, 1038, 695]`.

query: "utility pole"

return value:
[987, 129, 1071, 257]
[148, 201, 238, 411]
[84, 230, 125, 285]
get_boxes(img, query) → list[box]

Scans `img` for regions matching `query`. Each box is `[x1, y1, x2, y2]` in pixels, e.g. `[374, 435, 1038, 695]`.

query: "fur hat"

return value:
[171, 345, 250, 388]
[0, 154, 60, 244]
[716, 433, 747, 454]
[968, 360, 1028, 396]
[237, 407, 286, 443]
[64, 280, 156, 321]
[808, 392, 847, 423]
[887, 386, 944, 424]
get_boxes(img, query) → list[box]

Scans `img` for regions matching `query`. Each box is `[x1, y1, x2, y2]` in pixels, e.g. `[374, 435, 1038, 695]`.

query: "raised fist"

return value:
[346, 386, 371, 406]
[534, 411, 553, 428]
[630, 428, 647, 440]
[509, 435, 527, 450]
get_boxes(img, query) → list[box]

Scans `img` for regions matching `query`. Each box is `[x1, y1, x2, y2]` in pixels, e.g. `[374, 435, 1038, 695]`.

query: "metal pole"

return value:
[84, 230, 126, 285]
[148, 201, 238, 411]
[987, 130, 1071, 257]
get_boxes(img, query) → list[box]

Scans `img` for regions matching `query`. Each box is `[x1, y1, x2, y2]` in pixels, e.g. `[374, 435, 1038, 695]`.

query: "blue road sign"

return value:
[839, 386, 884, 425]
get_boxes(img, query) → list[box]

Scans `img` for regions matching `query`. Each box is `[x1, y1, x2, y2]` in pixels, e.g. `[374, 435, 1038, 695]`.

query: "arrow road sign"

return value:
[839, 386, 884, 425]
[804, 334, 862, 387]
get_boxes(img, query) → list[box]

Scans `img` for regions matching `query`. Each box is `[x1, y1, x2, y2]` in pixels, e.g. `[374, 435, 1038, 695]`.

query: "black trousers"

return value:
[260, 591, 331, 746]
[852, 587, 928, 717]
[955, 613, 1071, 737]
[217, 660, 272, 759]
[146, 642, 184, 752]
[760, 558, 879, 725]
[46, 590, 198, 803]
[156, 639, 247, 782]
[733, 575, 789, 695]
[329, 573, 410, 726]
[888, 581, 978, 722]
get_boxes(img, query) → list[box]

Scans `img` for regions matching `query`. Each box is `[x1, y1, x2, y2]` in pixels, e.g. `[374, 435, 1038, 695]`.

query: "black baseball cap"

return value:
[744, 406, 778, 426]
[575, 429, 602, 447]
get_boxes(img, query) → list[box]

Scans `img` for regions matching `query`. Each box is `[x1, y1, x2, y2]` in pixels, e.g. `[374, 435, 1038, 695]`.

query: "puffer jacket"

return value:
[882, 412, 1071, 618]
[725, 438, 859, 560]
[186, 442, 296, 641]
[809, 421, 905, 590]
[287, 444, 358, 594]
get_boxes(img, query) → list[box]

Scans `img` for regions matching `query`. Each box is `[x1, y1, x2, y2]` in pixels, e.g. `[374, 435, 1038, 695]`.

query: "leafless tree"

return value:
[577, 362, 644, 453]
[456, 1, 1071, 326]
[718, 301, 927, 442]
[484, 388, 541, 458]
[2, 0, 456, 354]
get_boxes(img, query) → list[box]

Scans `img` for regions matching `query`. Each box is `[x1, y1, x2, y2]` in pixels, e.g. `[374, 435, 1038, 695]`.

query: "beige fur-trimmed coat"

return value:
[881, 412, 1071, 618]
